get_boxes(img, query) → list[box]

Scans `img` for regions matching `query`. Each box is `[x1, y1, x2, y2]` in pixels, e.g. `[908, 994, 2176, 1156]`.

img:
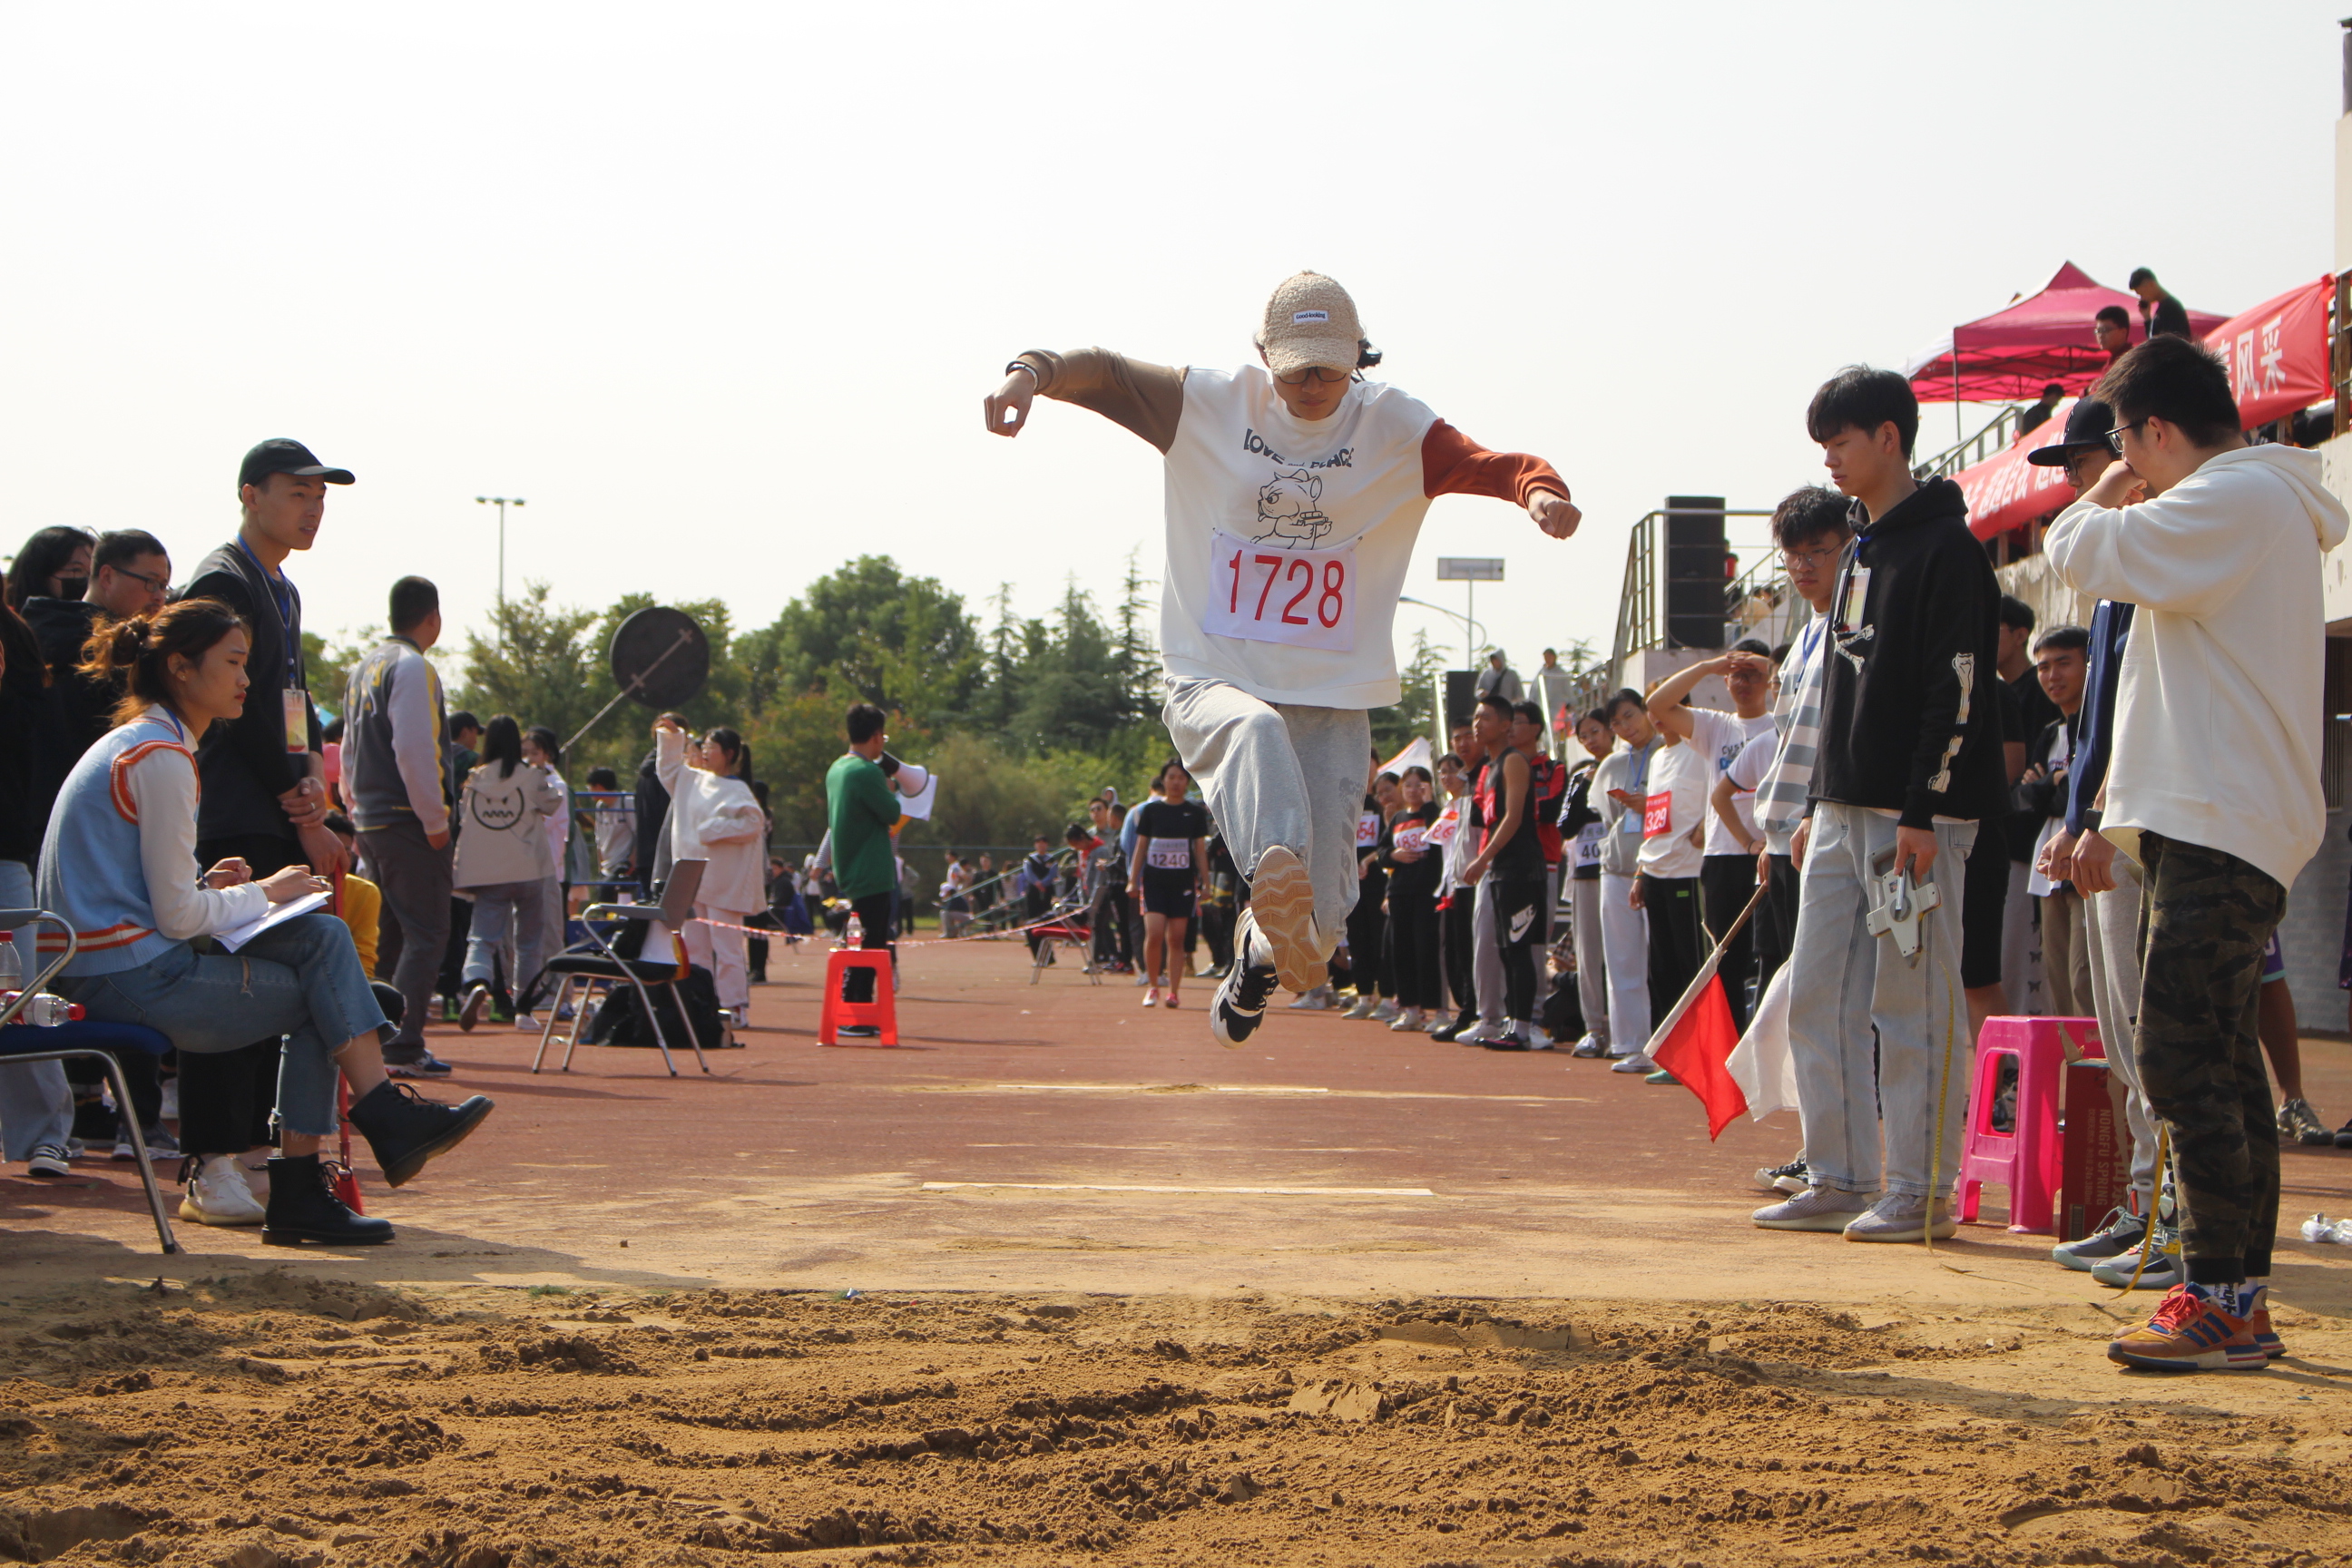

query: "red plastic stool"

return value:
[819, 948, 898, 1046]
[1955, 1015, 2098, 1233]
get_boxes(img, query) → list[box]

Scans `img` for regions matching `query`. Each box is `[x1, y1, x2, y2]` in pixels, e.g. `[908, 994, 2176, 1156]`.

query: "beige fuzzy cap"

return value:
[1260, 271, 1363, 375]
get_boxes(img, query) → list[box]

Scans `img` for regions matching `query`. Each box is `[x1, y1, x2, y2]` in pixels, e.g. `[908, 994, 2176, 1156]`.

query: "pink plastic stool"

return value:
[818, 949, 899, 1046]
[1955, 1015, 2100, 1233]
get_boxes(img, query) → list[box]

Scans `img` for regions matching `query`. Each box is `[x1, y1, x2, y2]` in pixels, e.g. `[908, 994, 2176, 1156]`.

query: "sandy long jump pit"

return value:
[5, 941, 2352, 1565]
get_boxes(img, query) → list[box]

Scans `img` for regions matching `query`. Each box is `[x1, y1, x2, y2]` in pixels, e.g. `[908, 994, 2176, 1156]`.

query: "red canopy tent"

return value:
[1906, 261, 2230, 403]
[1952, 274, 2336, 541]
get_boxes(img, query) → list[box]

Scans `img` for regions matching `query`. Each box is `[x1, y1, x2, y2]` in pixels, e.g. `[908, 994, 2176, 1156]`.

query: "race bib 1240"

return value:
[1204, 529, 1356, 652]
[1146, 841, 1191, 870]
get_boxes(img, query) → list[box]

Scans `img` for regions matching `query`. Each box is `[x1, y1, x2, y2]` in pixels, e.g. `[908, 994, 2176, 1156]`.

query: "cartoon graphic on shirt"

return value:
[1254, 469, 1333, 546]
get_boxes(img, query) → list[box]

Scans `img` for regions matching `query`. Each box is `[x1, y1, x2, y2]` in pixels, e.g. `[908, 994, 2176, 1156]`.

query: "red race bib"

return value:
[1642, 791, 1673, 838]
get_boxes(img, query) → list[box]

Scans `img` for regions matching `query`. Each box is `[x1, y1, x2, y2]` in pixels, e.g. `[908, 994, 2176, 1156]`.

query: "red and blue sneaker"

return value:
[2107, 1283, 2268, 1372]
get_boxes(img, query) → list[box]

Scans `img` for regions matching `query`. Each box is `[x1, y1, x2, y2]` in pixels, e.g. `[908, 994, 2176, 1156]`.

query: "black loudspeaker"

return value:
[1663, 495, 1727, 650]
[1444, 671, 1479, 734]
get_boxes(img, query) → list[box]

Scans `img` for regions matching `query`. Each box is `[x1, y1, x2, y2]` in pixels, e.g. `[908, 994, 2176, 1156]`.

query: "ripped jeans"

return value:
[55, 915, 386, 1139]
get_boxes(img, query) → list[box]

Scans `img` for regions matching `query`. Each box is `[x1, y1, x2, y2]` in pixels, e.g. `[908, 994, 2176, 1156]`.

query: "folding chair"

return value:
[1026, 894, 1102, 986]
[0, 908, 179, 1254]
[530, 859, 713, 1077]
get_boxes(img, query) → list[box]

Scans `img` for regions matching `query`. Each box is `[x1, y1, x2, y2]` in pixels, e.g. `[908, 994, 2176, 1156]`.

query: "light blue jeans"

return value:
[1786, 804, 1976, 1200]
[55, 914, 384, 1139]
[0, 858, 74, 1161]
[462, 880, 547, 995]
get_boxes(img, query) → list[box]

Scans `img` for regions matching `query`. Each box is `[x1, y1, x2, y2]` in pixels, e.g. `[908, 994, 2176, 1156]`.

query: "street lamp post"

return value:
[1398, 594, 1488, 661]
[475, 496, 525, 641]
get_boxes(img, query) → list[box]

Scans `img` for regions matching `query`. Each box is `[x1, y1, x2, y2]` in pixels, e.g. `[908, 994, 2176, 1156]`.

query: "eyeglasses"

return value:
[2104, 420, 2145, 456]
[108, 564, 168, 593]
[1274, 366, 1353, 386]
[1778, 544, 1842, 570]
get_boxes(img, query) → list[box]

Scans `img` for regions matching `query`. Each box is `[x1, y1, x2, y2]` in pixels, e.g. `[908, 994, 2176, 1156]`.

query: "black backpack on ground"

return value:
[586, 964, 730, 1051]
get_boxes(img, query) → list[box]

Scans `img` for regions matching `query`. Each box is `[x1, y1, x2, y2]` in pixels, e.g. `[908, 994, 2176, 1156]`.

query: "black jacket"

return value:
[632, 750, 670, 883]
[2014, 713, 2080, 824]
[182, 541, 317, 847]
[19, 596, 113, 807]
[1810, 478, 2007, 827]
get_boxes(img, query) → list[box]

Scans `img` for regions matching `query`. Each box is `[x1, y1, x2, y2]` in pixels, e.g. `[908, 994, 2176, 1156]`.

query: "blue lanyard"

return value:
[234, 536, 300, 685]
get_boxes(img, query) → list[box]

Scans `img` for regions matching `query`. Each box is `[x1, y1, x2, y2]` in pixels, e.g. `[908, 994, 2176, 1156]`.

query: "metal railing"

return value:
[1916, 402, 2029, 481]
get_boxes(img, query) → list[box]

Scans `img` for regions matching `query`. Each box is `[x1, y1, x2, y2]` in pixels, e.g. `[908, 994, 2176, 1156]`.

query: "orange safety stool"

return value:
[1955, 1015, 2099, 1233]
[818, 948, 898, 1046]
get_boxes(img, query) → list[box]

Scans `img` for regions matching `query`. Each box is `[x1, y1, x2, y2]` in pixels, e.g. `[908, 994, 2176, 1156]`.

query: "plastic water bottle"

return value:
[0, 936, 18, 1007]
[845, 911, 863, 948]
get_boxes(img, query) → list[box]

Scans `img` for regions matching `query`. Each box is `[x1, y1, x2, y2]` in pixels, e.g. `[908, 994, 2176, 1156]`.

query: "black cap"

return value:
[2025, 396, 2112, 467]
[238, 438, 355, 492]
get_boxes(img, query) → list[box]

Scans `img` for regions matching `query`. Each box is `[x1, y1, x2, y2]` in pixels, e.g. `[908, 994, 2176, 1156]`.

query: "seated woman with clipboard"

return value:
[35, 600, 492, 1246]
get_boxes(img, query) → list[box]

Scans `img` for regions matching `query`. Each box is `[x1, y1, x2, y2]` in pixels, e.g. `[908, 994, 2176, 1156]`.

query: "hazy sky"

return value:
[4, 2, 2342, 690]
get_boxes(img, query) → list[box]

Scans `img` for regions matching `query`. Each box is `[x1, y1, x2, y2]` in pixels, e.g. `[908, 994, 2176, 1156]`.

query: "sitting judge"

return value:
[34, 599, 492, 1245]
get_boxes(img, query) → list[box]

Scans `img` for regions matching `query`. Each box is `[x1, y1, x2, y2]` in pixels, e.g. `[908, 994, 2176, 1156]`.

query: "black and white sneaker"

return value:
[1211, 911, 1278, 1048]
[1754, 1155, 1808, 1195]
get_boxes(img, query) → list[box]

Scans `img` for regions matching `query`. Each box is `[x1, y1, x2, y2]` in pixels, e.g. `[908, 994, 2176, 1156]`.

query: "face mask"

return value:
[54, 576, 88, 602]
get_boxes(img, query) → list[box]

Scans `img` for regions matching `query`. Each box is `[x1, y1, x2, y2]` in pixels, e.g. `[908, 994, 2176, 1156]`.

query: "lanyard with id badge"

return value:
[237, 537, 309, 757]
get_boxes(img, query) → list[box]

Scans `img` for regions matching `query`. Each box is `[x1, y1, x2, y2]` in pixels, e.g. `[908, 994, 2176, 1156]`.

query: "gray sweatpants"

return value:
[1472, 878, 1505, 1024]
[2083, 851, 2158, 1212]
[357, 818, 453, 1054]
[1163, 678, 1368, 956]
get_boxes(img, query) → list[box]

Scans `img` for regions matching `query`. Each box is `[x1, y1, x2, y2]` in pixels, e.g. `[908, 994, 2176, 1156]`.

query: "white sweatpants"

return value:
[1162, 678, 1369, 956]
[1598, 871, 1651, 1054]
[1571, 876, 1611, 1049]
[687, 903, 751, 1011]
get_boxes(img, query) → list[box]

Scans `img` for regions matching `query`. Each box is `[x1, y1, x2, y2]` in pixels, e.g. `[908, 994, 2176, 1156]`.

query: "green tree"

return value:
[1009, 582, 1126, 752]
[301, 626, 380, 721]
[450, 583, 610, 763]
[1370, 630, 1449, 754]
[752, 556, 983, 723]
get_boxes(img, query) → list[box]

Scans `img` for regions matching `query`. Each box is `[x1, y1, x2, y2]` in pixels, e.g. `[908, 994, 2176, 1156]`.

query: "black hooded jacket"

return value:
[1809, 477, 2007, 827]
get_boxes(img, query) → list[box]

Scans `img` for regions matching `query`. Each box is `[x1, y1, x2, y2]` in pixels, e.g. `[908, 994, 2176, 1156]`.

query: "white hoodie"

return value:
[2044, 443, 2349, 890]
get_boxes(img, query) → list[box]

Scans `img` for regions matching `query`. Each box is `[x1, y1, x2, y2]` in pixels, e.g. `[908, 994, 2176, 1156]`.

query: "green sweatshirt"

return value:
[826, 752, 899, 899]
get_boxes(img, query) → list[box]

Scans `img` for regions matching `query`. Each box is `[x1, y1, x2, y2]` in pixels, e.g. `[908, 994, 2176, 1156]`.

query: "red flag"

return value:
[1650, 975, 1749, 1139]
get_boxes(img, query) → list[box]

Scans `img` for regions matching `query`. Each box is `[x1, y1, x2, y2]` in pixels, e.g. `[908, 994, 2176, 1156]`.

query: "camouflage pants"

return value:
[2134, 831, 2284, 1283]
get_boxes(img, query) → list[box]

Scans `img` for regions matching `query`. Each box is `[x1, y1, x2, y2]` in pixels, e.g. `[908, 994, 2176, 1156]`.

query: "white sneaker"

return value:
[1608, 1052, 1654, 1074]
[1420, 1013, 1450, 1034]
[1388, 1007, 1426, 1033]
[179, 1154, 265, 1227]
[1142, 988, 1159, 1008]
[1751, 1185, 1873, 1231]
[1287, 985, 1335, 1011]
[1341, 995, 1378, 1020]
[1570, 1033, 1606, 1059]
[1369, 1000, 1402, 1024]
[1134, 970, 1152, 987]
[1458, 1018, 1511, 1044]
[514, 1012, 542, 1031]
[1843, 1193, 1957, 1244]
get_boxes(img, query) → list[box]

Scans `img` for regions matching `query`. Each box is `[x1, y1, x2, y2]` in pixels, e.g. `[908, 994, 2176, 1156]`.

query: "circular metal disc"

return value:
[608, 606, 710, 710]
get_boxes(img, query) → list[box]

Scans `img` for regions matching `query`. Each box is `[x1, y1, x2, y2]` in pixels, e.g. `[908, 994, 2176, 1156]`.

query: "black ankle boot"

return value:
[263, 1154, 394, 1246]
[348, 1080, 495, 1188]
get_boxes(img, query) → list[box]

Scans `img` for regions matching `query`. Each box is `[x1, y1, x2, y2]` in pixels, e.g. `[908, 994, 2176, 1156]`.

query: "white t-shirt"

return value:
[1161, 368, 1444, 709]
[1635, 738, 1710, 880]
[1684, 707, 1777, 858]
[1725, 730, 1777, 853]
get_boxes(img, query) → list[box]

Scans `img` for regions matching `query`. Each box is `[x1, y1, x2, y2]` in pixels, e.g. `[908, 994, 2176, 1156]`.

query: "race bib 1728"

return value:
[1204, 529, 1357, 652]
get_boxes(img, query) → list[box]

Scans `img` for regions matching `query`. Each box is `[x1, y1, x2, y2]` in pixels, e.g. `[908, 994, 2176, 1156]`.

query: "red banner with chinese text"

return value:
[2204, 275, 2332, 433]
